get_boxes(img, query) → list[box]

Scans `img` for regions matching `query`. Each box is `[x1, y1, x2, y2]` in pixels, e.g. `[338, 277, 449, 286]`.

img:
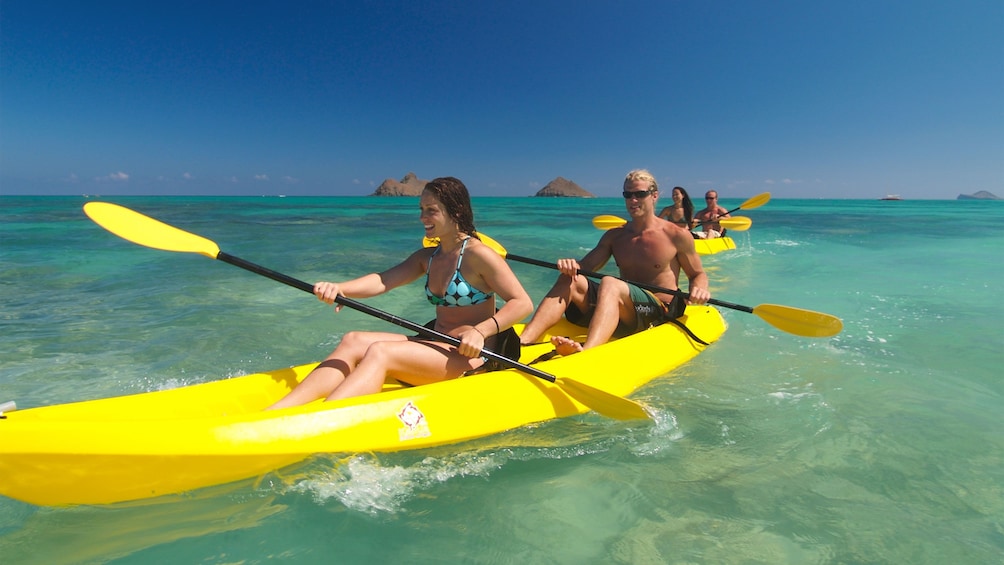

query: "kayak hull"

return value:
[0, 306, 726, 506]
[694, 236, 736, 255]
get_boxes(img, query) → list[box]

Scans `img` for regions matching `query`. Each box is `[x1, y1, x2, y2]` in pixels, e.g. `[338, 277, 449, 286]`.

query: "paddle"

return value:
[517, 256, 840, 337]
[721, 191, 771, 215]
[592, 215, 752, 231]
[83, 202, 650, 421]
[594, 191, 770, 231]
[425, 233, 842, 338]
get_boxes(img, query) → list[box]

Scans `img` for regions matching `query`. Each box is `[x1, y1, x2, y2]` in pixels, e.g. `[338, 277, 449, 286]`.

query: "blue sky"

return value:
[2, 1, 1002, 199]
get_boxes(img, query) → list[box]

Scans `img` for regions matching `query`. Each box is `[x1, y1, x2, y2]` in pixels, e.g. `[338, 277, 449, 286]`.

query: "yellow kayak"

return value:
[694, 236, 736, 255]
[590, 216, 740, 256]
[0, 306, 726, 507]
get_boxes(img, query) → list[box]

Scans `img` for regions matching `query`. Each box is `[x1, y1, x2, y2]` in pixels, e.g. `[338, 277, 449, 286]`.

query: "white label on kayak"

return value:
[397, 401, 431, 441]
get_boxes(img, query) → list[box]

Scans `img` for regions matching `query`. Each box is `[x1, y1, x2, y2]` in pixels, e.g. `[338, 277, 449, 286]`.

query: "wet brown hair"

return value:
[422, 177, 479, 239]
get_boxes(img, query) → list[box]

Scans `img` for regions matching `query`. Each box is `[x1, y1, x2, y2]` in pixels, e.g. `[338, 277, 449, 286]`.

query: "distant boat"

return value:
[879, 194, 902, 201]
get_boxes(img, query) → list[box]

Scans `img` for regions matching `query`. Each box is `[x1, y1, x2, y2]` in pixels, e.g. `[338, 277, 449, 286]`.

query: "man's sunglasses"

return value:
[622, 189, 654, 199]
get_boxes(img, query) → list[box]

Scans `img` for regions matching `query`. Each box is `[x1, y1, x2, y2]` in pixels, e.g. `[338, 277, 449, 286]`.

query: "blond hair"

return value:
[624, 169, 658, 192]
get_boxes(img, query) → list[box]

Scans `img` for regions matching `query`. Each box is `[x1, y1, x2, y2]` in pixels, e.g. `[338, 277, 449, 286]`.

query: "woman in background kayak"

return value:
[268, 177, 533, 408]
[657, 186, 695, 229]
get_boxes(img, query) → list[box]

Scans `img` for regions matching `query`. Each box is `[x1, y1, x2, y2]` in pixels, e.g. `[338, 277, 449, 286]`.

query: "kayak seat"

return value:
[465, 326, 521, 375]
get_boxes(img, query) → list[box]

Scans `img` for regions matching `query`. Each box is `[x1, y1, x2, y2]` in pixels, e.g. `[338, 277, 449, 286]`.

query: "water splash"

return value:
[289, 411, 687, 515]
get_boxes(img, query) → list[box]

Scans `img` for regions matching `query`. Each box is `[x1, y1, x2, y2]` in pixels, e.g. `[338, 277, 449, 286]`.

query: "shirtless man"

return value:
[519, 169, 711, 356]
[692, 189, 731, 239]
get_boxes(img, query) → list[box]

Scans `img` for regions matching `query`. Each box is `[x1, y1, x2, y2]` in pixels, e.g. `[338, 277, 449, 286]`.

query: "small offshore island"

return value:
[957, 190, 1001, 200]
[531, 176, 595, 197]
[370, 173, 1001, 200]
[370, 173, 594, 197]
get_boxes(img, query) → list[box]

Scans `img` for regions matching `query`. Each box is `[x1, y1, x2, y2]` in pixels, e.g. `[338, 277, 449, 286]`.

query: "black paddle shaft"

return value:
[215, 252, 559, 382]
[503, 253, 755, 315]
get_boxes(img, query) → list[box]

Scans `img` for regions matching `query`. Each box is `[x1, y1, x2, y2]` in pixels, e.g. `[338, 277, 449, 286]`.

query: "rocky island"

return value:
[957, 190, 1001, 200]
[371, 172, 428, 196]
[369, 173, 595, 197]
[534, 177, 594, 197]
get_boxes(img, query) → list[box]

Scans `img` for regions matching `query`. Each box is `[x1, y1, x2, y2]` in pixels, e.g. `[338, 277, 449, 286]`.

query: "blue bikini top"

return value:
[425, 238, 493, 307]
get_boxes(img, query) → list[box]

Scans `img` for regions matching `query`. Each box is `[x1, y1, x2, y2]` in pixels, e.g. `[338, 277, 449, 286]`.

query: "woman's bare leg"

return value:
[325, 339, 482, 401]
[266, 330, 407, 409]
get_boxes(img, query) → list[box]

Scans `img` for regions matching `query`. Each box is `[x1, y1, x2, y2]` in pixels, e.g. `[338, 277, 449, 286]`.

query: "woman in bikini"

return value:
[657, 186, 695, 231]
[268, 177, 533, 408]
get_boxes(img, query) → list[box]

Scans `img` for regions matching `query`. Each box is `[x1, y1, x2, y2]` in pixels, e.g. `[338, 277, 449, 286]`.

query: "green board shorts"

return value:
[565, 278, 686, 338]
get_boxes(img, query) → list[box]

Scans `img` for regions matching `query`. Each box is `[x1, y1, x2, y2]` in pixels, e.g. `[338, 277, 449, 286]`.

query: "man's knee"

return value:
[567, 274, 593, 299]
[596, 276, 629, 300]
[544, 273, 576, 298]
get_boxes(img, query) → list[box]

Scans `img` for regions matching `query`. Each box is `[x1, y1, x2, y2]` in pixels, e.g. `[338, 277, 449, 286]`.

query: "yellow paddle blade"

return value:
[753, 304, 843, 337]
[719, 216, 752, 231]
[593, 215, 752, 232]
[739, 192, 771, 210]
[557, 376, 650, 420]
[476, 232, 508, 256]
[83, 202, 221, 258]
[592, 215, 627, 230]
[423, 232, 508, 257]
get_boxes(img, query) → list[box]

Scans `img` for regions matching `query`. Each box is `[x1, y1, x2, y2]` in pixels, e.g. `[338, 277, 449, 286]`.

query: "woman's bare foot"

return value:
[550, 336, 584, 356]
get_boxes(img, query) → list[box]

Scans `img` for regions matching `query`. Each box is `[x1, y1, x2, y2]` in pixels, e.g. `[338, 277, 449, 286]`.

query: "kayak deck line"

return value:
[0, 306, 726, 506]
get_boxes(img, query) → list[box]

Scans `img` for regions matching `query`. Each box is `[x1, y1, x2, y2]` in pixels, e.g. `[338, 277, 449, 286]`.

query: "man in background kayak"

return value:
[519, 169, 711, 356]
[693, 189, 731, 238]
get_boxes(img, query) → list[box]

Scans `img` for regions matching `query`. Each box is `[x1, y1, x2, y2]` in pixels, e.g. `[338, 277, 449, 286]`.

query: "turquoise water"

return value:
[1, 195, 1002, 564]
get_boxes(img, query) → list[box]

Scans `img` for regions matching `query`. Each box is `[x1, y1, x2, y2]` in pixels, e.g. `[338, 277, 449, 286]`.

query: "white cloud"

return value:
[182, 172, 193, 180]
[281, 175, 299, 184]
[255, 174, 269, 181]
[96, 171, 129, 182]
[352, 179, 361, 184]
[229, 176, 239, 183]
